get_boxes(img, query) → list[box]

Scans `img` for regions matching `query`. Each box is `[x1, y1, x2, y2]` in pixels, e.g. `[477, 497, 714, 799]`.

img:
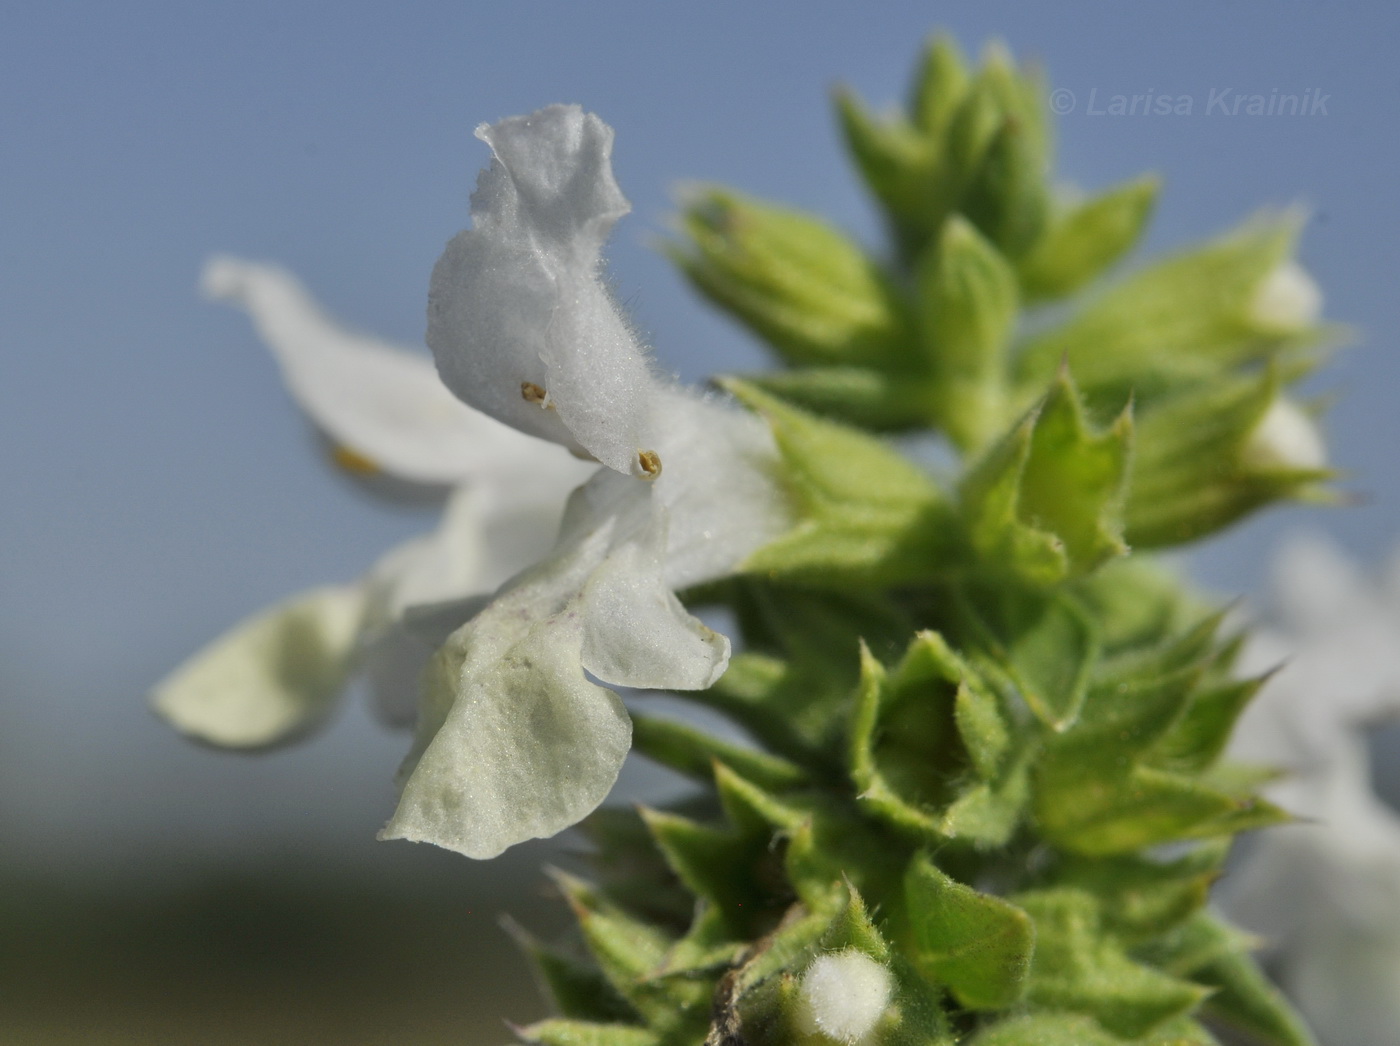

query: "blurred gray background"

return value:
[3, 2, 1397, 1041]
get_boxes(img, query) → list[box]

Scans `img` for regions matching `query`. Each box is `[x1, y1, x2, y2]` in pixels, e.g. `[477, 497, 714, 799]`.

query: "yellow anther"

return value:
[330, 443, 381, 476]
[637, 449, 662, 479]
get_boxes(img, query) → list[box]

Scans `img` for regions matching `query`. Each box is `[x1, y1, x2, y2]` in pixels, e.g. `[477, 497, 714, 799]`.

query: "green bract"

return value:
[528, 33, 1330, 1046]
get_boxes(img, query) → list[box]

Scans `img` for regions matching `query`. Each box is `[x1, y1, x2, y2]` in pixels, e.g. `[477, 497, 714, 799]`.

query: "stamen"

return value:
[330, 443, 381, 476]
[521, 381, 550, 407]
[637, 450, 662, 480]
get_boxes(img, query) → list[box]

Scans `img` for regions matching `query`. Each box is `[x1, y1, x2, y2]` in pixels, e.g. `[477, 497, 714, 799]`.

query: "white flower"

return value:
[1221, 535, 1400, 1046]
[380, 105, 792, 858]
[156, 105, 794, 861]
[797, 950, 894, 1044]
[153, 259, 597, 743]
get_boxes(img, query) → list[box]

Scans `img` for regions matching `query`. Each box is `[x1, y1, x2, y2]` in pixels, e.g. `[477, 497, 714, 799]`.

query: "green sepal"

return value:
[960, 369, 1132, 582]
[1018, 176, 1160, 300]
[512, 1020, 660, 1046]
[944, 43, 1045, 184]
[651, 903, 746, 979]
[1035, 761, 1284, 856]
[1054, 612, 1224, 766]
[724, 379, 960, 587]
[1015, 211, 1315, 408]
[849, 635, 967, 839]
[936, 67, 1005, 227]
[638, 806, 791, 942]
[576, 808, 694, 927]
[1015, 371, 1132, 574]
[961, 104, 1051, 260]
[731, 366, 935, 432]
[503, 918, 638, 1024]
[784, 808, 913, 918]
[1154, 914, 1317, 1046]
[1032, 609, 1275, 855]
[833, 86, 941, 261]
[1126, 371, 1332, 549]
[629, 714, 809, 793]
[1052, 840, 1229, 944]
[904, 852, 1034, 1009]
[671, 189, 913, 369]
[937, 749, 1032, 848]
[1070, 557, 1202, 657]
[548, 870, 710, 1031]
[956, 583, 1100, 731]
[908, 35, 970, 139]
[916, 216, 1019, 452]
[702, 652, 842, 767]
[698, 581, 912, 765]
[970, 1012, 1218, 1045]
[1015, 888, 1211, 1039]
[850, 634, 1030, 847]
[955, 665, 1011, 778]
[1149, 673, 1272, 774]
[1136, 1017, 1224, 1045]
[969, 1013, 1122, 1046]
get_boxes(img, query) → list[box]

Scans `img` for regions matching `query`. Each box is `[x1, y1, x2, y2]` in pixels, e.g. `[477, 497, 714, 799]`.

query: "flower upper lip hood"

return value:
[427, 105, 662, 479]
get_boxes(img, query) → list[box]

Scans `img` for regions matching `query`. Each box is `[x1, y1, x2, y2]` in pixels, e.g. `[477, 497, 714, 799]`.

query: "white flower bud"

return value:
[1243, 398, 1327, 471]
[1249, 261, 1322, 333]
[796, 949, 893, 1044]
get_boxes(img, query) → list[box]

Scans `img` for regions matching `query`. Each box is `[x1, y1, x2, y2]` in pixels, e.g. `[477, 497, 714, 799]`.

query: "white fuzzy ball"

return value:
[796, 949, 893, 1043]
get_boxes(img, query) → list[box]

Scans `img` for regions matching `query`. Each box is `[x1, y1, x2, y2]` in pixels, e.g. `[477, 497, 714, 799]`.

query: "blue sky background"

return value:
[2, 1, 1398, 893]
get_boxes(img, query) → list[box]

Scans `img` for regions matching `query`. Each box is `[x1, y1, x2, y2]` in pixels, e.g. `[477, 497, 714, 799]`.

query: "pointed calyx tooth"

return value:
[521, 381, 551, 407]
[636, 449, 662, 480]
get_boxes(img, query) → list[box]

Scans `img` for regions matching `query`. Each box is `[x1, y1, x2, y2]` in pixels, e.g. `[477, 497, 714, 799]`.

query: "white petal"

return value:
[647, 386, 795, 589]
[380, 461, 751, 858]
[204, 255, 560, 486]
[357, 479, 586, 725]
[1249, 260, 1323, 333]
[1242, 399, 1327, 472]
[578, 473, 730, 690]
[151, 585, 364, 748]
[379, 525, 631, 859]
[427, 106, 658, 477]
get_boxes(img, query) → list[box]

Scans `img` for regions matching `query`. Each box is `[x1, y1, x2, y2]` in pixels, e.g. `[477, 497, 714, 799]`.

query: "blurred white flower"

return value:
[1223, 535, 1400, 1046]
[380, 105, 792, 858]
[153, 259, 597, 744]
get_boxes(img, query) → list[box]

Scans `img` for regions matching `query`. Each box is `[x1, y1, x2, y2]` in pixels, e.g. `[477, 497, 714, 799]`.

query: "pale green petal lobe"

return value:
[151, 586, 364, 749]
[381, 598, 632, 860]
